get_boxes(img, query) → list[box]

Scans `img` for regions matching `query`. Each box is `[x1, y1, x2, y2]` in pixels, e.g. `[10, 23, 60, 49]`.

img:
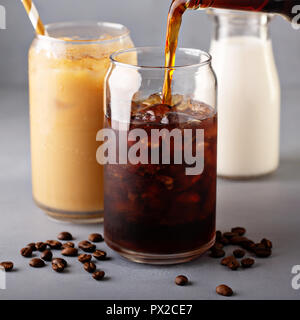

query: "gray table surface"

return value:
[0, 87, 299, 300]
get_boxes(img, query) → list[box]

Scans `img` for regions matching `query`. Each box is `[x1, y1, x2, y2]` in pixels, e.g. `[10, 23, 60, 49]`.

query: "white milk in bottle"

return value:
[208, 10, 280, 178]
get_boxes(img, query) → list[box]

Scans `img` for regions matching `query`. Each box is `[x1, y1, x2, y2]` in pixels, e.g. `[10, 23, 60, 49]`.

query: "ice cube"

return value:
[142, 93, 163, 106]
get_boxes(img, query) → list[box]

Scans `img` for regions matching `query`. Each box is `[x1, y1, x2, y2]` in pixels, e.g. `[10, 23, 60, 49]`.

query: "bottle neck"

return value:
[210, 11, 271, 41]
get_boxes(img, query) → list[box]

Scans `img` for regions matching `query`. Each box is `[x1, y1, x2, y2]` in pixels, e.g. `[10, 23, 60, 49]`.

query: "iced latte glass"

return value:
[29, 22, 133, 222]
[103, 47, 217, 264]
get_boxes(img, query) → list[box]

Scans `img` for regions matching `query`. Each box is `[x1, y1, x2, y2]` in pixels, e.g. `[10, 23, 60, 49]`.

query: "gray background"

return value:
[0, 0, 299, 300]
[0, 0, 300, 89]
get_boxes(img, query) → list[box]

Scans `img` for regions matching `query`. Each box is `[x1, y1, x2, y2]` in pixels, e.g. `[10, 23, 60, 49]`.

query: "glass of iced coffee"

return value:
[29, 22, 133, 223]
[103, 47, 217, 264]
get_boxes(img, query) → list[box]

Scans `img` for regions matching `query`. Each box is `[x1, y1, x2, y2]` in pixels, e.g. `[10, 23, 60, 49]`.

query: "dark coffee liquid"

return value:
[195, 0, 299, 21]
[104, 95, 217, 255]
[163, 0, 299, 103]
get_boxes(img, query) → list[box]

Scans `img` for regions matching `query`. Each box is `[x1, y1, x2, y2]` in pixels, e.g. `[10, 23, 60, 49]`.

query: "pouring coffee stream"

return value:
[163, 0, 300, 104]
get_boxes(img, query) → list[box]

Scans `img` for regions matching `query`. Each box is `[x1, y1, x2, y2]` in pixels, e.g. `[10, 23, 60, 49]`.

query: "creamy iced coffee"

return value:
[29, 22, 133, 222]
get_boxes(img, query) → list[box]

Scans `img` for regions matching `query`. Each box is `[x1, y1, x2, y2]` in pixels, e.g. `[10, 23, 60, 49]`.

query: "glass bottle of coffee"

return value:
[188, 0, 300, 23]
[208, 9, 280, 179]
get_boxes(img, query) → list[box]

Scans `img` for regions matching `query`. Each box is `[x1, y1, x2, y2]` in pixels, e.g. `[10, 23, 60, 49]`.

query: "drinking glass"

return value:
[103, 47, 217, 264]
[29, 22, 133, 223]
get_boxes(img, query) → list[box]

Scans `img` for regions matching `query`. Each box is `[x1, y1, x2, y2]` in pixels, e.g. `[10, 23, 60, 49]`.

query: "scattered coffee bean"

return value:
[78, 254, 92, 263]
[41, 250, 53, 261]
[62, 242, 75, 249]
[175, 275, 189, 286]
[61, 247, 78, 257]
[221, 256, 233, 266]
[213, 242, 224, 250]
[46, 240, 62, 250]
[254, 246, 272, 258]
[93, 270, 105, 281]
[228, 258, 240, 270]
[261, 238, 273, 249]
[57, 232, 73, 241]
[241, 258, 255, 268]
[78, 240, 96, 253]
[240, 239, 255, 251]
[29, 258, 45, 268]
[216, 284, 233, 297]
[233, 249, 245, 259]
[93, 250, 107, 261]
[27, 243, 37, 251]
[52, 261, 65, 273]
[0, 261, 14, 271]
[52, 258, 67, 268]
[230, 236, 249, 245]
[210, 247, 225, 258]
[255, 243, 266, 249]
[35, 242, 47, 252]
[89, 233, 103, 243]
[216, 230, 222, 242]
[20, 246, 33, 258]
[221, 256, 240, 270]
[231, 227, 246, 236]
[84, 262, 96, 273]
[219, 236, 230, 246]
[223, 232, 237, 240]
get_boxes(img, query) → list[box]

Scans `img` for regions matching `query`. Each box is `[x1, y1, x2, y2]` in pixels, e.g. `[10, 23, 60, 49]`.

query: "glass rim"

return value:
[36, 21, 130, 44]
[110, 46, 212, 70]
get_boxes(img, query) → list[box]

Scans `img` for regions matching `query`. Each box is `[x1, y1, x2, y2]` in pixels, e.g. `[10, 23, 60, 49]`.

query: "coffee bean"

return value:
[233, 249, 245, 259]
[89, 233, 103, 243]
[175, 275, 188, 286]
[0, 261, 14, 271]
[255, 243, 266, 249]
[29, 258, 45, 268]
[210, 247, 225, 258]
[52, 261, 65, 273]
[62, 242, 75, 249]
[241, 258, 255, 268]
[78, 240, 96, 253]
[46, 240, 62, 250]
[93, 270, 105, 281]
[227, 258, 240, 270]
[213, 242, 224, 250]
[35, 242, 47, 252]
[216, 284, 233, 297]
[61, 247, 78, 257]
[57, 232, 73, 241]
[93, 250, 107, 261]
[27, 243, 37, 251]
[231, 227, 246, 236]
[221, 256, 240, 270]
[219, 236, 230, 246]
[41, 250, 53, 261]
[221, 256, 233, 266]
[240, 239, 255, 251]
[223, 232, 237, 240]
[261, 238, 273, 249]
[52, 258, 67, 268]
[84, 262, 96, 273]
[78, 254, 92, 263]
[20, 246, 33, 258]
[216, 230, 222, 242]
[254, 247, 272, 258]
[230, 236, 249, 245]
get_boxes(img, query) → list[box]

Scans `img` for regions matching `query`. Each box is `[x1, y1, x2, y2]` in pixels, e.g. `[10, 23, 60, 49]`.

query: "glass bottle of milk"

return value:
[208, 9, 281, 179]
